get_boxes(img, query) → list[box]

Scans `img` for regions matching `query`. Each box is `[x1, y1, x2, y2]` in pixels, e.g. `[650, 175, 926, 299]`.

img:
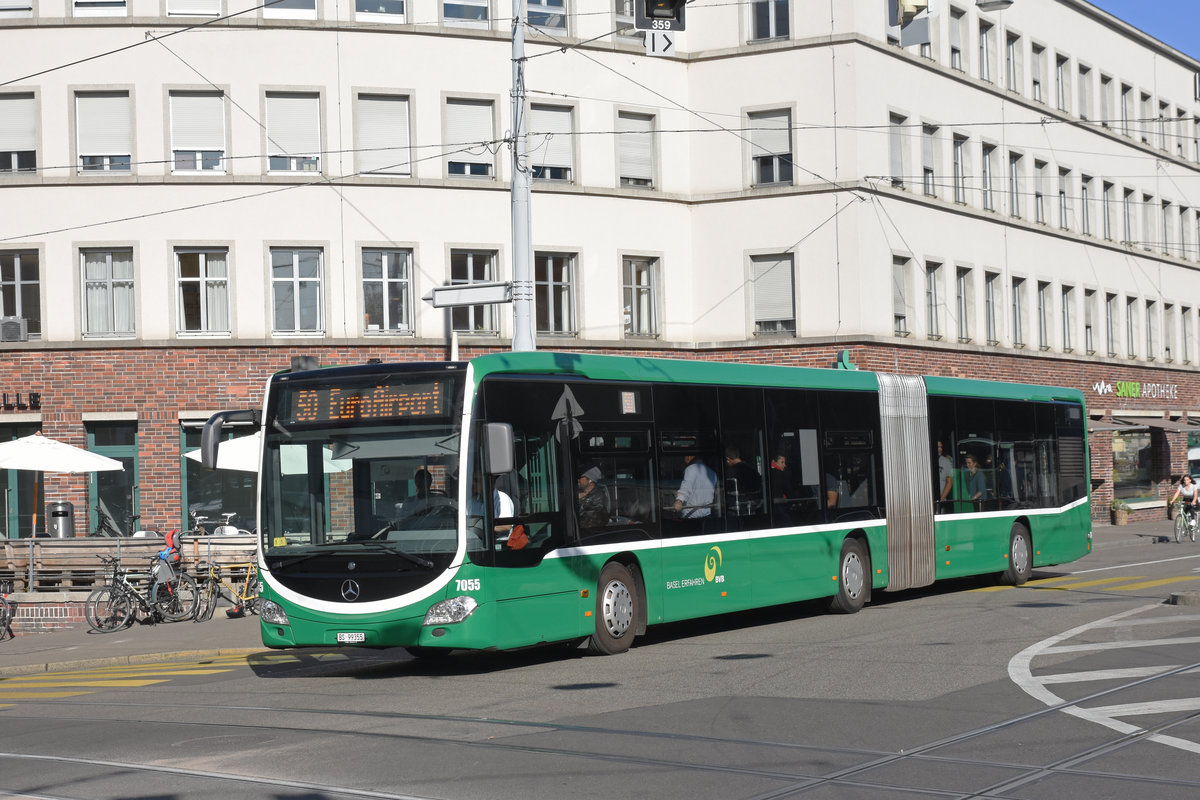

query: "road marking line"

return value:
[1094, 613, 1200, 627]
[1037, 576, 1148, 589]
[1103, 576, 1200, 591]
[0, 690, 95, 699]
[1068, 553, 1200, 574]
[0, 679, 170, 689]
[1086, 698, 1200, 717]
[1042, 635, 1200, 654]
[1037, 666, 1182, 683]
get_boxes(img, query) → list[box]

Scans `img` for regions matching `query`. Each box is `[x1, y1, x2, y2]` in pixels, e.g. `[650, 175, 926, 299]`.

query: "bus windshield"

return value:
[259, 369, 466, 560]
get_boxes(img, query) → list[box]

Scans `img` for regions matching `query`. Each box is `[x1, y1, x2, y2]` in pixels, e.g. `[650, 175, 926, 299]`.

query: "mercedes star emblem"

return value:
[341, 579, 361, 602]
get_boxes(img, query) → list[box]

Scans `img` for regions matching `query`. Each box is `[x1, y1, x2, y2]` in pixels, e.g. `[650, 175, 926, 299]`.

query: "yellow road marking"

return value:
[1104, 576, 1200, 591]
[0, 690, 95, 699]
[1038, 576, 1148, 590]
[0, 679, 170, 689]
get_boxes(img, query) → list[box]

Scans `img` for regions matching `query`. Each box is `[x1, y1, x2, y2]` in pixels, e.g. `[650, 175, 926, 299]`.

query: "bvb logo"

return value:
[704, 546, 722, 582]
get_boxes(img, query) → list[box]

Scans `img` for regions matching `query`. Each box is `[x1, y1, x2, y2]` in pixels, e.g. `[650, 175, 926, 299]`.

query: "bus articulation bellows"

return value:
[201, 352, 1091, 656]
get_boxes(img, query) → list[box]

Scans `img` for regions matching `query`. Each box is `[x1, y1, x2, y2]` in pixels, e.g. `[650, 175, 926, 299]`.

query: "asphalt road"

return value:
[2, 532, 1198, 800]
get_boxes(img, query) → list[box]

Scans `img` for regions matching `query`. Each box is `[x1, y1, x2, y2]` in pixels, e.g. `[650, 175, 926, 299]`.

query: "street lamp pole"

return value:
[510, 1, 536, 352]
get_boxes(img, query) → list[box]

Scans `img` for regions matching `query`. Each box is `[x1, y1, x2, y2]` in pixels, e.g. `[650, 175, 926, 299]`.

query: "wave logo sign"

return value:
[704, 546, 723, 582]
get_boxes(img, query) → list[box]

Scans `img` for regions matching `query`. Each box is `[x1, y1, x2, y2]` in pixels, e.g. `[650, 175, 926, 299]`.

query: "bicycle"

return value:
[193, 560, 260, 621]
[85, 554, 199, 632]
[1174, 502, 1198, 543]
[0, 579, 13, 641]
[91, 507, 140, 538]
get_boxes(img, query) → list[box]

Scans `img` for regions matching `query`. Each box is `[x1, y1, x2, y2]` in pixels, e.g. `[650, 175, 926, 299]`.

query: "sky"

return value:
[1086, 0, 1200, 61]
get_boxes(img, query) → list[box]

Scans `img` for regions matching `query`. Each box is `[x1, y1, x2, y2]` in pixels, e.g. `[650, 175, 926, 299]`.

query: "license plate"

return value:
[336, 632, 366, 644]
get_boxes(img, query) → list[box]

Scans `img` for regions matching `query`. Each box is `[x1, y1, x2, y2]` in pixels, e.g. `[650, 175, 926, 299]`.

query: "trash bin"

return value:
[47, 501, 75, 538]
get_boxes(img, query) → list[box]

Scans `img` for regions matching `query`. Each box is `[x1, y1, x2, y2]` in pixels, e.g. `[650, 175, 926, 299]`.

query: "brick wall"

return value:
[3, 339, 1196, 531]
[3, 595, 87, 635]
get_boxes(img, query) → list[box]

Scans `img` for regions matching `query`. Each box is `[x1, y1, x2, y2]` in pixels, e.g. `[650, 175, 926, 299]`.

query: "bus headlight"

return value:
[422, 596, 478, 626]
[256, 600, 289, 626]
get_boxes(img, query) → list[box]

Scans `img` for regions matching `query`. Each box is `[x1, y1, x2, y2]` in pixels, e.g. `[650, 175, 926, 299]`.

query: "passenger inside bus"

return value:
[575, 463, 611, 529]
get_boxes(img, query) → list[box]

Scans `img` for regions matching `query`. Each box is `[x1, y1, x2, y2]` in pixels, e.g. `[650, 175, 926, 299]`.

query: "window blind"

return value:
[749, 110, 790, 157]
[267, 93, 320, 157]
[166, 0, 220, 14]
[170, 92, 224, 151]
[445, 99, 492, 167]
[76, 92, 130, 156]
[618, 112, 653, 181]
[0, 94, 35, 151]
[752, 255, 794, 322]
[530, 105, 573, 169]
[358, 95, 410, 175]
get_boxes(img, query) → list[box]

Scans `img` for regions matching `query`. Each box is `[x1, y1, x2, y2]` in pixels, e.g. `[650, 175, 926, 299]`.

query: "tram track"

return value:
[4, 653, 1200, 800]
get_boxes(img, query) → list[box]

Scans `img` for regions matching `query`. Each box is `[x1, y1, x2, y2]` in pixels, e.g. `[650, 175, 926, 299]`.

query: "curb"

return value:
[2, 647, 268, 677]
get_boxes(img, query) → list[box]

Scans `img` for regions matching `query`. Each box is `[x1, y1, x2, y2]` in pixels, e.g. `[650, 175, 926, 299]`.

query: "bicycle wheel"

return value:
[86, 586, 134, 632]
[1176, 514, 1186, 544]
[0, 595, 12, 640]
[155, 573, 199, 622]
[192, 579, 217, 622]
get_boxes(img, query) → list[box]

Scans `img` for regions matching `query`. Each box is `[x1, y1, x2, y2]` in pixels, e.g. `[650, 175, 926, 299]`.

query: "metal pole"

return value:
[510, 1, 536, 351]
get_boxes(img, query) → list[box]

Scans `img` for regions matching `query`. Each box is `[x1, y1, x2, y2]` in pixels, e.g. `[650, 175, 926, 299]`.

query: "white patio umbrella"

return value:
[0, 432, 124, 534]
[185, 432, 350, 475]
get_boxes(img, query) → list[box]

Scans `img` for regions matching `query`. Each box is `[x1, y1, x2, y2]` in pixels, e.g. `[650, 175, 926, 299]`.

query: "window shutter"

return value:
[618, 112, 653, 181]
[76, 92, 130, 155]
[530, 105, 573, 169]
[166, 0, 220, 14]
[445, 99, 492, 167]
[170, 92, 224, 151]
[749, 110, 790, 157]
[266, 93, 320, 156]
[0, 93, 35, 151]
[752, 255, 794, 322]
[358, 95, 410, 175]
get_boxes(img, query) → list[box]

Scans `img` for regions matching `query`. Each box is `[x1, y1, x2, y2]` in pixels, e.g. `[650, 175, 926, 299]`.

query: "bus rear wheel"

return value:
[588, 562, 638, 655]
[828, 538, 869, 614]
[1002, 523, 1033, 585]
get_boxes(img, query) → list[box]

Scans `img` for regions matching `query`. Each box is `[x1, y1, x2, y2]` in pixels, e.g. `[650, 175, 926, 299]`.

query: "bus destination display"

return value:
[283, 381, 447, 423]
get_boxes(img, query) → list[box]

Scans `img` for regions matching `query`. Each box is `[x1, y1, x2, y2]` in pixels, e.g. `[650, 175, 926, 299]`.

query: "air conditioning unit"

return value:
[0, 317, 29, 343]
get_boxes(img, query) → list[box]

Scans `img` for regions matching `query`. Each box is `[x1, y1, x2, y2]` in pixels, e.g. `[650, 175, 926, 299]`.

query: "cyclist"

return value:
[1169, 474, 1198, 527]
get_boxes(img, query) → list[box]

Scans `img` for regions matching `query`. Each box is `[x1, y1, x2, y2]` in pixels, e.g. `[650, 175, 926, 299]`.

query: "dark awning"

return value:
[1088, 420, 1147, 432]
[1112, 416, 1194, 432]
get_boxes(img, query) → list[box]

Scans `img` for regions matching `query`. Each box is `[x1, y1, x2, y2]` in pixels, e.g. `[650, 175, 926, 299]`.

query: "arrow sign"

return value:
[645, 32, 675, 57]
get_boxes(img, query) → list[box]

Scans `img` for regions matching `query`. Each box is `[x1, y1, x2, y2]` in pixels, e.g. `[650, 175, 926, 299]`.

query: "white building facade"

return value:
[2, 0, 1199, 533]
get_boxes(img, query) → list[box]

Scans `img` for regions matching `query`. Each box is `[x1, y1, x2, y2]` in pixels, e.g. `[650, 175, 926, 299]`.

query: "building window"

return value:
[981, 144, 995, 210]
[1183, 306, 1193, 363]
[1005, 33, 1021, 92]
[952, 135, 967, 203]
[1139, 92, 1152, 144]
[750, 0, 788, 41]
[530, 104, 573, 182]
[1164, 303, 1174, 362]
[1007, 152, 1021, 217]
[615, 0, 637, 37]
[1011, 277, 1025, 347]
[450, 250, 497, 333]
[1125, 296, 1137, 357]
[985, 271, 999, 344]
[1030, 44, 1044, 102]
[446, 98, 494, 177]
[1123, 188, 1134, 243]
[925, 262, 942, 339]
[1036, 280, 1050, 349]
[0, 0, 34, 17]
[358, 94, 410, 176]
[752, 253, 795, 334]
[1058, 168, 1072, 230]
[1120, 84, 1132, 136]
[1083, 288, 1095, 354]
[1102, 181, 1114, 240]
[922, 125, 938, 196]
[0, 251, 40, 337]
[1162, 200, 1173, 255]
[175, 248, 229, 334]
[81, 248, 134, 337]
[1142, 194, 1154, 251]
[1146, 300, 1157, 359]
[534, 252, 575, 334]
[1112, 430, 1153, 500]
[1080, 175, 1092, 235]
[1099, 74, 1112, 127]
[749, 109, 793, 186]
[1033, 160, 1047, 223]
[167, 0, 221, 15]
[443, 0, 485, 26]
[948, 7, 964, 71]
[169, 91, 224, 173]
[1105, 292, 1118, 356]
[76, 92, 131, 173]
[0, 93, 36, 173]
[266, 93, 320, 173]
[270, 248, 323, 333]
[1158, 101, 1170, 151]
[617, 111, 655, 188]
[892, 256, 909, 336]
[955, 266, 971, 342]
[1077, 66, 1091, 120]
[264, 0, 316, 19]
[527, 0, 565, 31]
[888, 113, 907, 188]
[362, 248, 412, 334]
[1055, 54, 1070, 112]
[357, 0, 405, 22]
[74, 0, 127, 16]
[622, 256, 657, 337]
[978, 22, 994, 83]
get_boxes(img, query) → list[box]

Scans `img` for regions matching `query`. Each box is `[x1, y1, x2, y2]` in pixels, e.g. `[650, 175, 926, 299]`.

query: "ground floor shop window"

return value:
[1112, 429, 1154, 500]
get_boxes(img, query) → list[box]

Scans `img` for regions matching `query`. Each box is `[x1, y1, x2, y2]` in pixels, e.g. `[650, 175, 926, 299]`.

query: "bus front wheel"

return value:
[588, 562, 638, 655]
[1002, 523, 1033, 585]
[828, 538, 869, 614]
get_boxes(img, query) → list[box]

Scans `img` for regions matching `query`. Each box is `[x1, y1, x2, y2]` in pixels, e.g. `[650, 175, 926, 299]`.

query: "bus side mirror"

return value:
[200, 409, 260, 469]
[484, 422, 514, 476]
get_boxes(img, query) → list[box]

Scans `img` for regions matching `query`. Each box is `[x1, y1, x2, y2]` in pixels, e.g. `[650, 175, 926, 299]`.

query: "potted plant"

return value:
[1111, 499, 1130, 525]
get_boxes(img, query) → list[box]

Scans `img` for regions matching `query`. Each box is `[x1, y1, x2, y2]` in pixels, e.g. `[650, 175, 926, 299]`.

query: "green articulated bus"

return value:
[201, 352, 1091, 655]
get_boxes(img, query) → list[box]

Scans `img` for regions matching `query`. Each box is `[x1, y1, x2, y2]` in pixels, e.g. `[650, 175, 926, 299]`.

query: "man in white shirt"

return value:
[674, 454, 717, 518]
